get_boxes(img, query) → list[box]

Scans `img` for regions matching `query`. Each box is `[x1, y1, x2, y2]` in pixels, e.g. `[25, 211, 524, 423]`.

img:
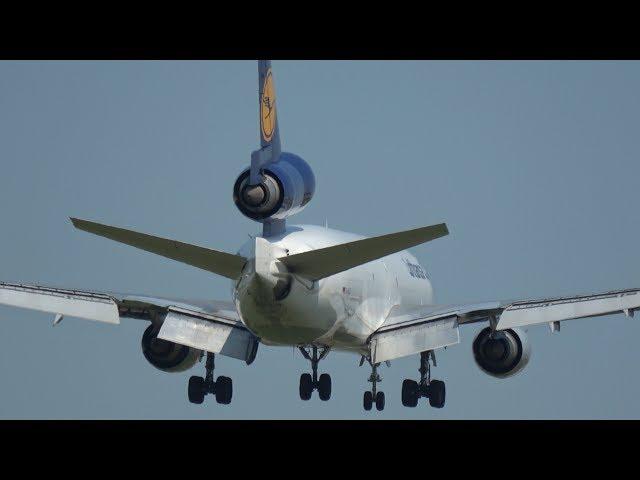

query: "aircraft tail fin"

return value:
[258, 60, 281, 154]
[70, 218, 247, 280]
[278, 223, 449, 281]
[250, 60, 282, 184]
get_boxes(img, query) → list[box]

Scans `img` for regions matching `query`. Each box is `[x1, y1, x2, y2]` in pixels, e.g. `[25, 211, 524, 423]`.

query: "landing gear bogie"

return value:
[187, 352, 233, 405]
[362, 357, 386, 412]
[298, 345, 331, 401]
[401, 350, 446, 409]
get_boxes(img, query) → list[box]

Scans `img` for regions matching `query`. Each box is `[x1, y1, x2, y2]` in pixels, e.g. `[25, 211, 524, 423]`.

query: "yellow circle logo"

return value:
[260, 69, 277, 142]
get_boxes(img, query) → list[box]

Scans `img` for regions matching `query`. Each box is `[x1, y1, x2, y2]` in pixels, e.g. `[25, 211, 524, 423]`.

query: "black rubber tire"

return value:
[428, 380, 445, 408]
[215, 376, 233, 405]
[188, 376, 205, 404]
[375, 391, 385, 411]
[363, 391, 373, 411]
[299, 373, 313, 401]
[402, 379, 419, 407]
[318, 373, 332, 401]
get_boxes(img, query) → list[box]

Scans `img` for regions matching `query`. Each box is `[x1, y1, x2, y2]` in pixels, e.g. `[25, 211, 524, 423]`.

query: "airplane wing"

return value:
[369, 287, 640, 363]
[0, 281, 258, 363]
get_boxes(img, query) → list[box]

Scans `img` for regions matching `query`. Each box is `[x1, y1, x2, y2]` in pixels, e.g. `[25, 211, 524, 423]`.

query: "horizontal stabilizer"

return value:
[70, 218, 247, 280]
[279, 223, 449, 281]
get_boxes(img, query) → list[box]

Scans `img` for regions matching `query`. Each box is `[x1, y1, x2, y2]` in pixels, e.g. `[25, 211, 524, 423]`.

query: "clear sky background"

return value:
[0, 60, 639, 419]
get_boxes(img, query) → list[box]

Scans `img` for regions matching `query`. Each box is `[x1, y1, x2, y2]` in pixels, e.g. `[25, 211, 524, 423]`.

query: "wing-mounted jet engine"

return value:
[472, 327, 531, 378]
[141, 324, 201, 373]
[232, 60, 315, 237]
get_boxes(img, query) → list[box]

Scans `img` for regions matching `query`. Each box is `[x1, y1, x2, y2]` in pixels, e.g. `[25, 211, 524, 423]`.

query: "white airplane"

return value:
[1, 61, 639, 412]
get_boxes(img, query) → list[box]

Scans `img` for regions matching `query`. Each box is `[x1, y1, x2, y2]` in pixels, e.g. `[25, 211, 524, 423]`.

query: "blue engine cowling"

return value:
[233, 152, 315, 222]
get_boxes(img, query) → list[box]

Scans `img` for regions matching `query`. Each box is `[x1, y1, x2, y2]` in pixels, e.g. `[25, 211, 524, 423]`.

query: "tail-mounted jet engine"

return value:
[233, 152, 315, 222]
[141, 324, 200, 373]
[472, 327, 531, 378]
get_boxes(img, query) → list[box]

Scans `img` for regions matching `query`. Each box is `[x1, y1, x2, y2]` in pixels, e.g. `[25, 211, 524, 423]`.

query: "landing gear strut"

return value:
[188, 352, 233, 405]
[298, 345, 331, 401]
[362, 357, 386, 412]
[401, 351, 445, 408]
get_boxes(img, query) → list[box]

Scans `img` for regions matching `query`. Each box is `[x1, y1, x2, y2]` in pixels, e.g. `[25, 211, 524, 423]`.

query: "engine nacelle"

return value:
[141, 324, 200, 373]
[472, 327, 531, 379]
[233, 152, 315, 222]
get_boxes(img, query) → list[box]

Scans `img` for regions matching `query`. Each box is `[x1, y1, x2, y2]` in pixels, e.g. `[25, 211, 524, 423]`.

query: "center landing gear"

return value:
[298, 345, 331, 401]
[188, 352, 233, 405]
[401, 351, 445, 408]
[362, 357, 386, 412]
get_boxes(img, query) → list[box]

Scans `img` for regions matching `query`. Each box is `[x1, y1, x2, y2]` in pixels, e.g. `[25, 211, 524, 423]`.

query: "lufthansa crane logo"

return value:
[260, 69, 277, 142]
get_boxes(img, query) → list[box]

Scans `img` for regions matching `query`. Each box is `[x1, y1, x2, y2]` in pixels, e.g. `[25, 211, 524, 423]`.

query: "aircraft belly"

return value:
[235, 278, 338, 345]
[314, 265, 393, 348]
[234, 273, 379, 348]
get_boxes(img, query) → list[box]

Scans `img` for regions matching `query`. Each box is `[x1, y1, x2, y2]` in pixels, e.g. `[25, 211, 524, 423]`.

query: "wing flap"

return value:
[158, 307, 258, 363]
[370, 314, 459, 363]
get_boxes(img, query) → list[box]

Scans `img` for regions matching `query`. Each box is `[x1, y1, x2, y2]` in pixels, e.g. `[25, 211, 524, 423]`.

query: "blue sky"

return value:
[1, 60, 639, 419]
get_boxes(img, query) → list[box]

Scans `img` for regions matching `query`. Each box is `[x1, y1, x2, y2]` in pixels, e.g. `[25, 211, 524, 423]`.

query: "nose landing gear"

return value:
[401, 351, 445, 408]
[188, 352, 233, 405]
[298, 345, 331, 401]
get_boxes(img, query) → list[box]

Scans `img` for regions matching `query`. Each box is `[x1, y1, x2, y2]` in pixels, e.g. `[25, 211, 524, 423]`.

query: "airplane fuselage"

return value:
[233, 225, 434, 352]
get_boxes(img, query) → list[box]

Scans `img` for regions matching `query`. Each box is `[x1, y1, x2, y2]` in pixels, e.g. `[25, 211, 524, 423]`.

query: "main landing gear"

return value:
[188, 352, 233, 405]
[362, 357, 386, 412]
[298, 345, 331, 401]
[401, 351, 445, 408]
